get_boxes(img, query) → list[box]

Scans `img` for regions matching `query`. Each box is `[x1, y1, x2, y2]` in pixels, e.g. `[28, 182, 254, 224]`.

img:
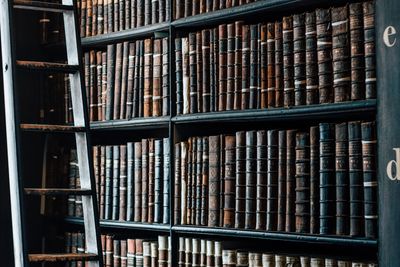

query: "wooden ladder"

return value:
[0, 0, 103, 266]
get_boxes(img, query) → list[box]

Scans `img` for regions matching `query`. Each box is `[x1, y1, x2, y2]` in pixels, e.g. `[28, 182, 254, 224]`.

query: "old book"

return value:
[211, 28, 219, 112]
[260, 23, 268, 109]
[127, 143, 134, 221]
[80, 0, 87, 37]
[206, 240, 215, 267]
[200, 240, 207, 267]
[227, 23, 235, 110]
[209, 135, 220, 227]
[275, 131, 287, 231]
[310, 126, 320, 234]
[245, 131, 257, 229]
[178, 237, 185, 267]
[241, 24, 250, 110]
[137, 0, 144, 26]
[126, 43, 136, 119]
[196, 32, 203, 113]
[266, 130, 278, 231]
[105, 235, 113, 267]
[316, 8, 333, 104]
[361, 121, 377, 239]
[224, 135, 236, 228]
[89, 51, 98, 121]
[182, 37, 190, 114]
[133, 41, 142, 118]
[192, 239, 200, 267]
[275, 22, 284, 107]
[101, 51, 107, 120]
[148, 139, 155, 223]
[234, 21, 243, 110]
[134, 142, 142, 222]
[237, 251, 249, 266]
[219, 136, 225, 227]
[196, 138, 204, 225]
[85, 52, 91, 120]
[295, 131, 310, 233]
[332, 6, 351, 103]
[192, 0, 199, 15]
[162, 38, 169, 116]
[293, 13, 306, 106]
[181, 141, 188, 225]
[144, 39, 153, 117]
[285, 129, 296, 232]
[266, 23, 275, 108]
[152, 0, 159, 24]
[235, 131, 246, 229]
[201, 137, 209, 226]
[114, 240, 121, 267]
[222, 250, 237, 266]
[256, 130, 267, 230]
[144, 0, 151, 25]
[176, 0, 183, 19]
[363, 1, 376, 99]
[142, 139, 149, 222]
[105, 44, 115, 120]
[151, 242, 158, 267]
[68, 150, 77, 217]
[100, 146, 106, 219]
[174, 142, 182, 225]
[219, 24, 228, 111]
[112, 146, 120, 220]
[113, 43, 123, 120]
[305, 11, 319, 105]
[154, 139, 163, 223]
[188, 138, 195, 224]
[121, 240, 128, 267]
[104, 146, 113, 220]
[319, 123, 335, 235]
[189, 33, 198, 113]
[127, 239, 135, 267]
[185, 238, 192, 266]
[158, 236, 168, 267]
[153, 39, 162, 117]
[249, 24, 259, 109]
[283, 16, 294, 107]
[139, 40, 145, 117]
[135, 239, 144, 267]
[143, 241, 151, 267]
[163, 138, 170, 224]
[184, 0, 192, 17]
[119, 145, 127, 221]
[202, 30, 211, 113]
[120, 42, 129, 119]
[335, 122, 349, 235]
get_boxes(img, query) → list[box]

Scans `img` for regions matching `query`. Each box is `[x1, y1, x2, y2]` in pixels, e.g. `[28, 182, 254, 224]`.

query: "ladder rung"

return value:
[13, 0, 73, 12]
[29, 253, 98, 262]
[16, 60, 79, 73]
[20, 124, 85, 132]
[24, 188, 92, 196]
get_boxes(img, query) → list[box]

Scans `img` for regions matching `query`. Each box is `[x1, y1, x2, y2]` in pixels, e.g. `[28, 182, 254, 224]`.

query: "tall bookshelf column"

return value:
[377, 0, 400, 265]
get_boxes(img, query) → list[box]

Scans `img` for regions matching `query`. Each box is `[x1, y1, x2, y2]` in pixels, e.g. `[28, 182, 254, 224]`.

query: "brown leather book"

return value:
[100, 146, 106, 220]
[143, 241, 151, 267]
[256, 130, 267, 230]
[126, 42, 136, 119]
[277, 130, 287, 231]
[202, 30, 211, 113]
[188, 138, 194, 224]
[310, 126, 320, 234]
[176, 38, 184, 115]
[241, 24, 250, 110]
[120, 42, 129, 119]
[180, 142, 188, 225]
[305, 11, 319, 105]
[136, 239, 144, 267]
[105, 235, 113, 267]
[235, 131, 246, 229]
[189, 33, 198, 113]
[119, 145, 127, 221]
[196, 32, 203, 113]
[227, 23, 235, 110]
[245, 131, 257, 229]
[363, 1, 376, 100]
[249, 24, 259, 109]
[174, 143, 182, 225]
[219, 24, 228, 111]
[224, 135, 236, 228]
[211, 28, 220, 112]
[148, 139, 155, 223]
[142, 139, 149, 222]
[182, 37, 190, 114]
[113, 43, 123, 120]
[134, 142, 142, 222]
[275, 22, 284, 107]
[209, 135, 220, 227]
[293, 13, 306, 106]
[283, 16, 294, 107]
[162, 38, 169, 116]
[121, 240, 127, 267]
[266, 23, 276, 108]
[234, 21, 243, 110]
[201, 137, 209, 226]
[267, 130, 278, 231]
[158, 236, 168, 267]
[153, 39, 162, 117]
[89, 51, 98, 121]
[285, 129, 296, 232]
[219, 136, 225, 227]
[127, 239, 135, 267]
[144, 39, 153, 117]
[260, 23, 268, 109]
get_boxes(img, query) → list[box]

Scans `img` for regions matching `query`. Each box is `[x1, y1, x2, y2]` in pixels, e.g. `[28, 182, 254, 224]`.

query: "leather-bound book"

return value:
[112, 146, 120, 220]
[316, 8, 333, 104]
[154, 139, 163, 223]
[348, 121, 364, 237]
[89, 51, 98, 121]
[234, 21, 243, 110]
[86, 0, 92, 36]
[349, 2, 365, 101]
[105, 235, 113, 267]
[133, 41, 142, 118]
[200, 239, 207, 267]
[256, 130, 268, 230]
[143, 241, 151, 267]
[361, 121, 377, 238]
[104, 146, 113, 220]
[144, 39, 153, 117]
[363, 1, 376, 99]
[277, 130, 287, 231]
[84, 52, 90, 119]
[241, 24, 250, 110]
[188, 138, 195, 224]
[185, 238, 192, 266]
[124, 0, 131, 30]
[285, 129, 296, 232]
[325, 259, 338, 267]
[136, 239, 144, 267]
[335, 122, 349, 235]
[220, 136, 225, 227]
[195, 138, 203, 225]
[209, 135, 220, 227]
[202, 30, 211, 113]
[196, 32, 203, 113]
[184, 0, 192, 17]
[151, 242, 158, 267]
[127, 239, 135, 267]
[275, 255, 286, 267]
[310, 258, 324, 267]
[310, 126, 320, 234]
[206, 240, 215, 267]
[201, 137, 209, 226]
[319, 123, 335, 235]
[275, 22, 284, 107]
[219, 24, 228, 111]
[119, 145, 127, 221]
[134, 142, 142, 222]
[224, 135, 236, 228]
[301, 257, 310, 267]
[142, 139, 149, 222]
[192, 0, 199, 15]
[192, 239, 200, 267]
[114, 240, 121, 267]
[158, 236, 168, 267]
[332, 6, 351, 103]
[222, 250, 237, 267]
[107, 0, 114, 32]
[262, 254, 275, 266]
[121, 240, 128, 267]
[148, 139, 155, 223]
[260, 23, 268, 109]
[105, 44, 115, 120]
[293, 13, 306, 106]
[100, 146, 106, 219]
[178, 237, 185, 267]
[235, 131, 246, 229]
[152, 0, 159, 24]
[174, 143, 184, 225]
[237, 251, 248, 267]
[283, 16, 294, 107]
[215, 241, 222, 267]
[131, 0, 136, 28]
[113, 43, 123, 120]
[101, 51, 107, 120]
[211, 28, 220, 112]
[295, 131, 310, 233]
[266, 23, 276, 108]
[245, 131, 257, 229]
[114, 0, 119, 32]
[126, 43, 136, 119]
[80, 0, 87, 37]
[68, 150, 77, 217]
[249, 24, 259, 109]
[305, 11, 319, 105]
[152, 39, 162, 117]
[163, 138, 170, 224]
[227, 23, 235, 110]
[267, 130, 278, 231]
[182, 37, 190, 114]
[120, 42, 129, 119]
[144, 0, 151, 25]
[176, 0, 183, 19]
[137, 0, 144, 26]
[189, 33, 198, 113]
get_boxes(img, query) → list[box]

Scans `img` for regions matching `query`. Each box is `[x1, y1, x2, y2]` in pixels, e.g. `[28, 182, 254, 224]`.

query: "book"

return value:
[283, 16, 294, 107]
[256, 130, 267, 230]
[267, 130, 278, 231]
[245, 131, 257, 229]
[224, 135, 236, 228]
[363, 1, 376, 99]
[310, 126, 320, 234]
[235, 131, 246, 229]
[305, 11, 319, 105]
[285, 129, 296, 232]
[209, 136, 220, 227]
[293, 13, 306, 106]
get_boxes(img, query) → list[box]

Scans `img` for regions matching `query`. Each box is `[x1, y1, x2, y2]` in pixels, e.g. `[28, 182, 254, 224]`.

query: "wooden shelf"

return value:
[90, 116, 170, 131]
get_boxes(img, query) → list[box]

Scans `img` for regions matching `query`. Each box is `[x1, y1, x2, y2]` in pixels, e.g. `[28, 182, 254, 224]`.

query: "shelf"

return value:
[65, 217, 171, 232]
[172, 225, 377, 248]
[172, 100, 376, 125]
[81, 22, 170, 47]
[90, 116, 170, 131]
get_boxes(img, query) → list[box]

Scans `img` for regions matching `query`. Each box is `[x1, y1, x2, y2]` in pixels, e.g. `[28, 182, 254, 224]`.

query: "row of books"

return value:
[179, 237, 376, 267]
[174, 121, 377, 238]
[70, 138, 171, 224]
[71, 38, 169, 123]
[78, 0, 170, 37]
[174, 0, 259, 20]
[175, 1, 376, 114]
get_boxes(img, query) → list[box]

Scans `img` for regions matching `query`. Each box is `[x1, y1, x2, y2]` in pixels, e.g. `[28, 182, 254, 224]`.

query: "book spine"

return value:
[274, 22, 284, 107]
[208, 136, 220, 227]
[142, 139, 149, 222]
[256, 130, 267, 230]
[80, 0, 87, 37]
[153, 39, 162, 117]
[154, 139, 163, 223]
[134, 142, 142, 222]
[265, 23, 275, 108]
[235, 131, 246, 229]
[188, 138, 194, 224]
[293, 13, 306, 106]
[119, 145, 127, 221]
[181, 141, 188, 225]
[68, 150, 77, 217]
[133, 41, 141, 118]
[113, 43, 122, 119]
[241, 25, 250, 110]
[283, 16, 294, 107]
[100, 146, 106, 219]
[285, 129, 296, 232]
[233, 21, 243, 110]
[114, 240, 121, 267]
[185, 238, 192, 266]
[212, 28, 220, 112]
[152, 0, 159, 24]
[192, 239, 200, 267]
[182, 38, 190, 114]
[226, 23, 235, 110]
[163, 138, 170, 224]
[105, 146, 113, 220]
[112, 145, 120, 220]
[127, 239, 135, 267]
[126, 43, 135, 119]
[162, 38, 169, 116]
[363, 1, 376, 99]
[178, 237, 185, 267]
[197, 138, 204, 225]
[175, 0, 183, 19]
[196, 32, 203, 113]
[121, 240, 128, 267]
[219, 136, 225, 227]
[144, 39, 153, 117]
[310, 126, 320, 234]
[120, 42, 129, 119]
[277, 131, 286, 231]
[249, 24, 259, 109]
[136, 239, 144, 267]
[267, 130, 278, 231]
[89, 51, 98, 121]
[224, 135, 236, 228]
[219, 24, 227, 111]
[174, 143, 182, 225]
[105, 44, 115, 120]
[189, 33, 198, 113]
[305, 11, 319, 105]
[201, 137, 209, 226]
[148, 139, 155, 223]
[202, 30, 211, 113]
[158, 236, 168, 267]
[245, 131, 257, 229]
[127, 143, 134, 221]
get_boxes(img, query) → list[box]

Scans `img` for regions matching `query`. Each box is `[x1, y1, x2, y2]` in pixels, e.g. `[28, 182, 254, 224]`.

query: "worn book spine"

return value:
[276, 130, 287, 231]
[133, 41, 142, 118]
[188, 138, 194, 224]
[134, 142, 142, 222]
[89, 51, 98, 121]
[126, 43, 135, 119]
[127, 143, 134, 221]
[209, 136, 220, 227]
[158, 236, 168, 267]
[275, 22, 284, 107]
[332, 6, 351, 103]
[154, 139, 163, 223]
[256, 130, 267, 230]
[176, 0, 183, 19]
[151, 242, 158, 267]
[153, 39, 162, 117]
[201, 137, 209, 226]
[113, 43, 123, 120]
[295, 131, 310, 233]
[305, 11, 319, 105]
[104, 146, 113, 220]
[206, 240, 215, 267]
[94, 147, 100, 211]
[68, 150, 77, 217]
[137, 0, 144, 26]
[144, 39, 153, 117]
[224, 135, 236, 228]
[189, 33, 198, 113]
[245, 131, 257, 229]
[310, 126, 320, 234]
[219, 136, 225, 227]
[348, 121, 364, 237]
[144, 0, 151, 25]
[285, 129, 296, 232]
[85, 52, 91, 120]
[182, 38, 190, 114]
[114, 0, 119, 32]
[143, 241, 151, 267]
[148, 139, 155, 223]
[267, 130, 278, 231]
[114, 240, 121, 267]
[178, 237, 185, 267]
[184, 0, 192, 17]
[363, 1, 376, 99]
[260, 24, 268, 109]
[335, 122, 349, 235]
[105, 44, 115, 120]
[174, 142, 182, 225]
[86, 0, 92, 36]
[185, 238, 192, 266]
[319, 123, 335, 235]
[212, 28, 219, 112]
[235, 131, 246, 229]
[202, 30, 211, 113]
[163, 138, 170, 224]
[135, 239, 144, 267]
[349, 2, 365, 101]
[127, 239, 135, 267]
[181, 142, 188, 225]
[196, 32, 203, 113]
[316, 8, 333, 104]
[196, 138, 203, 225]
[152, 0, 159, 24]
[141, 139, 149, 222]
[119, 145, 127, 221]
[80, 0, 87, 37]
[162, 38, 169, 116]
[265, 23, 275, 108]
[192, 239, 200, 267]
[283, 16, 294, 107]
[234, 21, 243, 110]
[120, 42, 129, 119]
[192, 0, 199, 15]
[249, 24, 259, 109]
[219, 24, 228, 111]
[200, 239, 206, 267]
[100, 146, 106, 219]
[227, 23, 235, 111]
[241, 24, 250, 110]
[112, 146, 120, 220]
[293, 13, 306, 106]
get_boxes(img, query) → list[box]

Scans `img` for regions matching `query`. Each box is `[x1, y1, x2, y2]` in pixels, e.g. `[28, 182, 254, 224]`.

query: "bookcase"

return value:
[2, 0, 395, 265]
